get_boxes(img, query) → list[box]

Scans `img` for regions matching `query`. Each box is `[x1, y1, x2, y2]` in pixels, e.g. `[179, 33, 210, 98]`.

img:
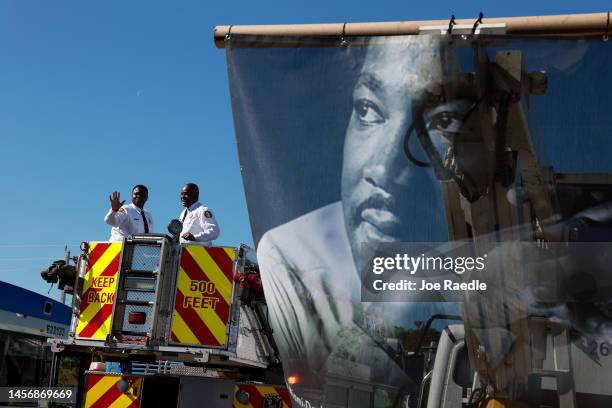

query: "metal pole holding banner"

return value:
[214, 12, 611, 47]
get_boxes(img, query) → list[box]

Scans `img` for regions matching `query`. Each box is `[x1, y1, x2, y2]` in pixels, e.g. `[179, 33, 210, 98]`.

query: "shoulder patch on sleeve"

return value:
[204, 210, 213, 218]
[118, 208, 125, 213]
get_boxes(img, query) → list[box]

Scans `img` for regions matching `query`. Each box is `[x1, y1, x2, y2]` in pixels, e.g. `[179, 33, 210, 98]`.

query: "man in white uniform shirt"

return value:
[104, 185, 154, 242]
[178, 183, 220, 245]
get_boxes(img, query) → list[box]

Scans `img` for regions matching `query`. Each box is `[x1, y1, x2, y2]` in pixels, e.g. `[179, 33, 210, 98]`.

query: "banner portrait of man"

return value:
[226, 32, 612, 406]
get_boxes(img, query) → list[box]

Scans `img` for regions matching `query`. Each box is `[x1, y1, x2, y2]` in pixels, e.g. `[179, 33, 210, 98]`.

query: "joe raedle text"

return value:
[372, 279, 487, 292]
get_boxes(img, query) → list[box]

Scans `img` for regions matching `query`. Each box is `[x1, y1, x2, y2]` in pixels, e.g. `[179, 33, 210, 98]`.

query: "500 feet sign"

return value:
[170, 245, 236, 347]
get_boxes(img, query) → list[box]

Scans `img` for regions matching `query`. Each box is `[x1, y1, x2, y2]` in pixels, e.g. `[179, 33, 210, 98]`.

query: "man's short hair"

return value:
[185, 183, 199, 195]
[133, 185, 149, 195]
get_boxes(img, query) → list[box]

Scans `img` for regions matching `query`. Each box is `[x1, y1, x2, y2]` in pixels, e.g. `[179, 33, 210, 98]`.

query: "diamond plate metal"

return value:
[126, 289, 156, 303]
[129, 244, 162, 271]
[168, 365, 219, 377]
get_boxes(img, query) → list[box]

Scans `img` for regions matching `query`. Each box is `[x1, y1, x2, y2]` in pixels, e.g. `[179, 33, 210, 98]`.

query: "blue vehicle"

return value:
[0, 280, 70, 388]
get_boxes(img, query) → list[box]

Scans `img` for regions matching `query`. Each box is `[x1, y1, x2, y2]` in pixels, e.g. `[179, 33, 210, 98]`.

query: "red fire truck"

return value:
[44, 228, 291, 408]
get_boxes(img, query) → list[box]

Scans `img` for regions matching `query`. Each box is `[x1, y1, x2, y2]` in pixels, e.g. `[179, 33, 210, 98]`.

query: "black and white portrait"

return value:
[227, 33, 612, 405]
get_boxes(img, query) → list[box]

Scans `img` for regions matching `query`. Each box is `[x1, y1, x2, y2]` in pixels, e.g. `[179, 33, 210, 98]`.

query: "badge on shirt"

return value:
[204, 210, 213, 218]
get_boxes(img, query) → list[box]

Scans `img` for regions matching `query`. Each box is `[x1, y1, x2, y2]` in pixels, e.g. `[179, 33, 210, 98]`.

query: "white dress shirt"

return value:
[257, 201, 459, 395]
[179, 202, 220, 245]
[104, 203, 154, 242]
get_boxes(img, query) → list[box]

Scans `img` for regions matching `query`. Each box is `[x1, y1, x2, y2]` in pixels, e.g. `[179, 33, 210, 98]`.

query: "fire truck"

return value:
[42, 222, 291, 408]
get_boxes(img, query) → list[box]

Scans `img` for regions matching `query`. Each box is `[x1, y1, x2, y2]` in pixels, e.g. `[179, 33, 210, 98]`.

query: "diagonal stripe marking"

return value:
[80, 244, 121, 304]
[174, 289, 220, 345]
[81, 242, 112, 293]
[81, 243, 105, 295]
[223, 247, 236, 262]
[184, 246, 232, 304]
[89, 379, 124, 408]
[178, 258, 230, 316]
[127, 398, 141, 408]
[79, 250, 120, 313]
[78, 303, 113, 338]
[85, 375, 118, 408]
[206, 246, 235, 281]
[110, 387, 140, 408]
[114, 377, 142, 408]
[178, 251, 230, 322]
[195, 307, 228, 346]
[171, 268, 201, 344]
[87, 376, 140, 408]
[177, 262, 229, 330]
[77, 246, 121, 336]
[86, 373, 104, 390]
[174, 289, 219, 345]
[171, 308, 199, 344]
[180, 248, 231, 307]
[176, 275, 228, 345]
[86, 243, 107, 271]
[175, 265, 229, 321]
[90, 313, 114, 340]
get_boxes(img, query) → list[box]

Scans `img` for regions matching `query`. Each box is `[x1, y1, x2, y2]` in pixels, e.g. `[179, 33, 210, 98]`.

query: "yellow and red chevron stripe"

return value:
[83, 374, 142, 408]
[170, 245, 235, 347]
[233, 384, 292, 408]
[76, 242, 122, 340]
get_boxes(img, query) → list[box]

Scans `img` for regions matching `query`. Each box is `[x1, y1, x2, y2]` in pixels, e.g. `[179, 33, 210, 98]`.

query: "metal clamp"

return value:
[225, 25, 233, 42]
[447, 14, 456, 34]
[419, 13, 504, 36]
[340, 22, 349, 47]
[472, 12, 484, 34]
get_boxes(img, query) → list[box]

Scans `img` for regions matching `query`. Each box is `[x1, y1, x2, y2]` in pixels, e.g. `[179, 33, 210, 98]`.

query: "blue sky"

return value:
[0, 0, 609, 300]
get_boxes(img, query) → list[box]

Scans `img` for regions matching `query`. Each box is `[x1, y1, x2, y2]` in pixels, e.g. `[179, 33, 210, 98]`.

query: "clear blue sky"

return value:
[0, 0, 609, 300]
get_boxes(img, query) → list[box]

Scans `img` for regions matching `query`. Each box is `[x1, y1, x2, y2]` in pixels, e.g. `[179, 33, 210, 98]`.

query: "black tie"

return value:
[140, 210, 149, 233]
[181, 209, 188, 222]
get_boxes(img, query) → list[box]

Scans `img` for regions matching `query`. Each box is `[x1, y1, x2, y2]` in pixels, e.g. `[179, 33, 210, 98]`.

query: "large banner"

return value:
[226, 34, 612, 407]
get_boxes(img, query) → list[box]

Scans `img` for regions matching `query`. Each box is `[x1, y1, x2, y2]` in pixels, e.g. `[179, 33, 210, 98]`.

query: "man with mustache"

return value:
[257, 36, 458, 399]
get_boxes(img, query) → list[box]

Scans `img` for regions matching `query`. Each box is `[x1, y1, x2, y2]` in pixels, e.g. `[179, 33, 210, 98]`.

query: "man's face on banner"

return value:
[341, 38, 447, 270]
